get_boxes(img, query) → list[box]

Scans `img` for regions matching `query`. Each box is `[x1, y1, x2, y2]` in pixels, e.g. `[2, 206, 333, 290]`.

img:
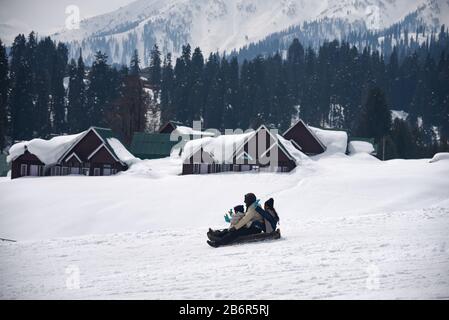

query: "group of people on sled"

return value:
[207, 193, 280, 247]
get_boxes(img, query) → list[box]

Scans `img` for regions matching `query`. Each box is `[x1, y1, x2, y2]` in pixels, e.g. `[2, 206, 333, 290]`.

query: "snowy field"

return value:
[1, 152, 449, 299]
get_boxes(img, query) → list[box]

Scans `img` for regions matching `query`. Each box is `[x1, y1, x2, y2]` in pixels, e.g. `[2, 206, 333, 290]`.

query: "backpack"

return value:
[255, 205, 279, 233]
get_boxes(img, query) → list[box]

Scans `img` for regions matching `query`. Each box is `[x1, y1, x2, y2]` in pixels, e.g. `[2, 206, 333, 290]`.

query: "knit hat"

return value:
[233, 205, 245, 213]
[265, 198, 274, 208]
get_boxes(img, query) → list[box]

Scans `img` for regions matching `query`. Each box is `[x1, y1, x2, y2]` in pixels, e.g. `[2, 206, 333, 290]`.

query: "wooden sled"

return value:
[222, 229, 281, 247]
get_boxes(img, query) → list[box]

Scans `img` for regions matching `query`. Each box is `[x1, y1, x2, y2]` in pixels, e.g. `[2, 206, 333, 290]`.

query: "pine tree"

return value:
[87, 51, 114, 127]
[390, 118, 415, 158]
[357, 87, 392, 148]
[67, 50, 87, 133]
[160, 54, 175, 124]
[189, 47, 205, 123]
[223, 56, 240, 129]
[9, 34, 34, 140]
[203, 53, 223, 129]
[149, 44, 162, 89]
[107, 70, 149, 145]
[173, 45, 192, 123]
[130, 49, 140, 76]
[33, 37, 55, 137]
[51, 43, 68, 133]
[0, 40, 8, 151]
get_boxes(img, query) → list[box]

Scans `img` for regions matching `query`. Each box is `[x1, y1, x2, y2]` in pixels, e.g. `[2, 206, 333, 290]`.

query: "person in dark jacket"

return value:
[207, 193, 263, 247]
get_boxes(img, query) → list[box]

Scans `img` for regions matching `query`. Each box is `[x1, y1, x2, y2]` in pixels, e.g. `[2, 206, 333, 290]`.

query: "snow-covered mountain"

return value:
[51, 0, 448, 65]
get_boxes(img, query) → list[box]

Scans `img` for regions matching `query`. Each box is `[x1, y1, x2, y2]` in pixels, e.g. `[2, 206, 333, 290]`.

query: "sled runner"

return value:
[207, 229, 281, 248]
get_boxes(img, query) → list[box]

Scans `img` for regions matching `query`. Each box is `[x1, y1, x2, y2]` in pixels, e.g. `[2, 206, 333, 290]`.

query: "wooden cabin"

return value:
[9, 127, 129, 179]
[158, 121, 186, 134]
[182, 126, 297, 175]
[283, 120, 327, 155]
[10, 148, 45, 179]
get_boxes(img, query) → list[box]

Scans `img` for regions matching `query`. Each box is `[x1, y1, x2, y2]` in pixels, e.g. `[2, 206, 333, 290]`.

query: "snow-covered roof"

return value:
[348, 141, 375, 155]
[7, 128, 136, 166]
[182, 131, 254, 163]
[7, 132, 83, 164]
[107, 138, 139, 166]
[276, 135, 309, 165]
[174, 126, 216, 137]
[309, 127, 348, 154]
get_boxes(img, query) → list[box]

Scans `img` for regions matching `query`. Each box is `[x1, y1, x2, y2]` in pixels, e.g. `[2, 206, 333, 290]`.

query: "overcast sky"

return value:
[0, 0, 136, 42]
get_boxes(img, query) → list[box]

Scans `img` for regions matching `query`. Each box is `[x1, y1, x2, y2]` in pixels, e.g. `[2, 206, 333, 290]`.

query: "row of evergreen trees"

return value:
[0, 31, 448, 159]
[0, 33, 151, 150]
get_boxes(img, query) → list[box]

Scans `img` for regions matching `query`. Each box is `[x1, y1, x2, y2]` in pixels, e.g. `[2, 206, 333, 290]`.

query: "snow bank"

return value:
[309, 127, 348, 154]
[107, 138, 139, 166]
[7, 132, 83, 164]
[429, 153, 449, 163]
[348, 141, 375, 155]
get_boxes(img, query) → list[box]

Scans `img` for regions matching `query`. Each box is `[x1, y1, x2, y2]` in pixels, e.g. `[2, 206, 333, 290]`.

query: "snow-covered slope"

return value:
[1, 153, 448, 240]
[1, 153, 449, 299]
[51, 0, 439, 65]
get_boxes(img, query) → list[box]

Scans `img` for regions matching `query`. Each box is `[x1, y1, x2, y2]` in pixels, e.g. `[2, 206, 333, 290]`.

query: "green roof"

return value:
[0, 154, 10, 177]
[130, 133, 181, 159]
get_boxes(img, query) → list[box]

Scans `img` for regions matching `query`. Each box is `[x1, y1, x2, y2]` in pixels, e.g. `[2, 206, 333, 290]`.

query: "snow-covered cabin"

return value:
[182, 125, 303, 175]
[283, 120, 327, 155]
[8, 127, 134, 179]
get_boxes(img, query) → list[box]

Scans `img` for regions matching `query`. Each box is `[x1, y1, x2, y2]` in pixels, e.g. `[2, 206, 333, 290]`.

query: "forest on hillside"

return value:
[0, 27, 448, 159]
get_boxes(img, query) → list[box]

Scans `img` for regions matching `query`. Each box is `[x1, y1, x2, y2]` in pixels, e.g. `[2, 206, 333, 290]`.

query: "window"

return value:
[103, 164, 112, 176]
[193, 164, 200, 174]
[70, 167, 80, 175]
[93, 168, 101, 176]
[30, 165, 39, 176]
[111, 169, 117, 175]
[82, 168, 90, 176]
[62, 167, 69, 175]
[241, 165, 251, 172]
[200, 164, 208, 174]
[233, 165, 239, 172]
[20, 164, 27, 176]
[51, 166, 61, 176]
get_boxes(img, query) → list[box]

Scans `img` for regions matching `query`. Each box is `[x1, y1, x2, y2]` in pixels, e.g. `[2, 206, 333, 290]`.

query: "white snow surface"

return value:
[429, 152, 449, 163]
[348, 141, 375, 155]
[1, 152, 449, 299]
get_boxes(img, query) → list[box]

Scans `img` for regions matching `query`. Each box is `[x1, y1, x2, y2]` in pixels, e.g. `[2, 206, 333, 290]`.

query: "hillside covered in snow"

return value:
[49, 0, 449, 65]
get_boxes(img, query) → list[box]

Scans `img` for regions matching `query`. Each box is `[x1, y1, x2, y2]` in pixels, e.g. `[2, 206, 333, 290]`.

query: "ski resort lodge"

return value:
[8, 127, 132, 179]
